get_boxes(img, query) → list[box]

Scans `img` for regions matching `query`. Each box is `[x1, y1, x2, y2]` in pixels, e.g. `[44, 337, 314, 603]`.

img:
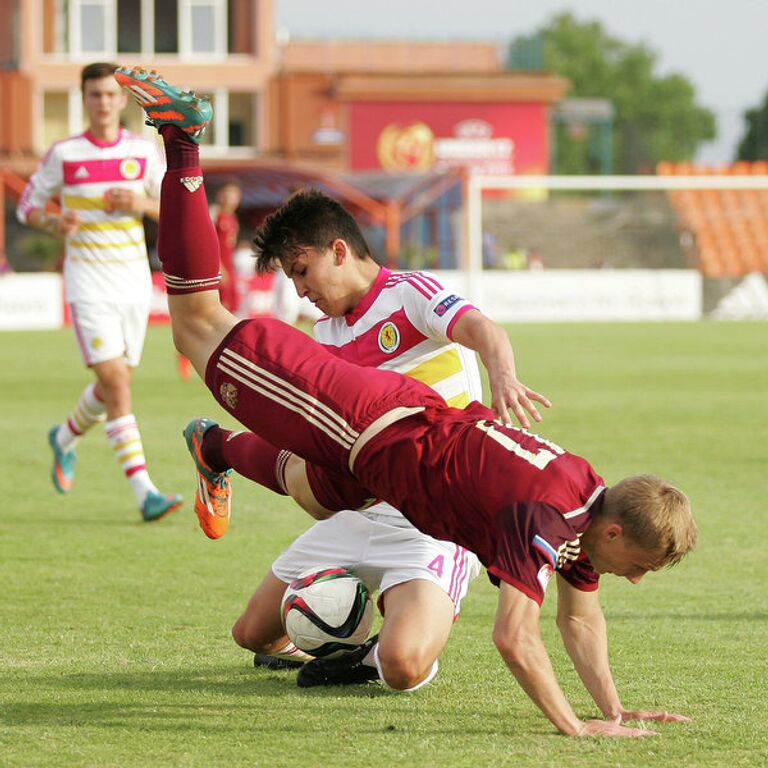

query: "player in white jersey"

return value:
[182, 190, 550, 690]
[17, 62, 181, 521]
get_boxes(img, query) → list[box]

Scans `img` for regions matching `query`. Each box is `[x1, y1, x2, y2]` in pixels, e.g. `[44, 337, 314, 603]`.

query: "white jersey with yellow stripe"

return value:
[17, 129, 164, 304]
[313, 266, 483, 524]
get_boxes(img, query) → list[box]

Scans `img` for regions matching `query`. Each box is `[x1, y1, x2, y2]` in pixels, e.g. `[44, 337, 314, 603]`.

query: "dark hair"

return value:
[252, 189, 371, 274]
[81, 62, 119, 91]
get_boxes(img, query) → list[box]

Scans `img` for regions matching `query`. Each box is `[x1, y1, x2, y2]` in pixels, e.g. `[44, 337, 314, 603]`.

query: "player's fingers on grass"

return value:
[641, 711, 691, 723]
[621, 710, 684, 723]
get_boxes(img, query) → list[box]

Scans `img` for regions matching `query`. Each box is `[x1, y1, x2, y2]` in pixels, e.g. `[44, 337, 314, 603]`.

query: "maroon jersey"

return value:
[354, 402, 604, 604]
[207, 318, 603, 604]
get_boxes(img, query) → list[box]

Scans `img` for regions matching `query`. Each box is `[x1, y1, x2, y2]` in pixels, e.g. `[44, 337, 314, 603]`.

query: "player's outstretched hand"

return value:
[490, 376, 551, 429]
[578, 716, 658, 737]
[620, 710, 691, 724]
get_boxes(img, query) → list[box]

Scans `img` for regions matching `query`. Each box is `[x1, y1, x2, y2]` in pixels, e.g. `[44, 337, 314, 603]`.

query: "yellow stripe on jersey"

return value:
[68, 254, 148, 264]
[446, 392, 470, 409]
[63, 195, 107, 210]
[79, 219, 142, 232]
[68, 237, 145, 249]
[404, 348, 464, 388]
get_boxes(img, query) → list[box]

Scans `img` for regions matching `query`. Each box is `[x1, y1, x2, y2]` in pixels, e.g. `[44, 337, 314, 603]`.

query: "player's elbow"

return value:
[492, 626, 531, 670]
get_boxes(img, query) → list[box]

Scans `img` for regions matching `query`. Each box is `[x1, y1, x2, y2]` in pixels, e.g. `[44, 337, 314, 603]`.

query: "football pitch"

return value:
[1, 321, 766, 768]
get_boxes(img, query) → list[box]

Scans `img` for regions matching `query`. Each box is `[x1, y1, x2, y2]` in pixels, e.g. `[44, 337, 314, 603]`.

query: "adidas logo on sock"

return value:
[179, 176, 203, 193]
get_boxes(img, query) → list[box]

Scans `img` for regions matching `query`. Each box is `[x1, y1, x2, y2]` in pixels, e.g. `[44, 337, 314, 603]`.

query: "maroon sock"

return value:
[156, 125, 221, 294]
[202, 427, 289, 496]
[159, 124, 200, 170]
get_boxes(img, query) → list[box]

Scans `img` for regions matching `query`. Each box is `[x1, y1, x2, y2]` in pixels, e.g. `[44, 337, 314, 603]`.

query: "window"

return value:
[117, 0, 141, 53]
[43, 92, 69, 148]
[80, 3, 106, 52]
[50, 0, 251, 57]
[228, 92, 255, 147]
[191, 2, 216, 53]
[154, 1, 179, 54]
[180, 0, 226, 56]
[70, 0, 114, 55]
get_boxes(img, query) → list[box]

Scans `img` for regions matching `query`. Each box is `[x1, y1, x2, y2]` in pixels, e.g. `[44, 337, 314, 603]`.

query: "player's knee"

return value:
[231, 615, 265, 652]
[170, 322, 193, 358]
[377, 646, 436, 691]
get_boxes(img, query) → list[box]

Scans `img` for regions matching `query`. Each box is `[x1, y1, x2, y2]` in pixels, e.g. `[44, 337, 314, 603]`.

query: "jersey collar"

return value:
[83, 128, 124, 149]
[344, 266, 391, 326]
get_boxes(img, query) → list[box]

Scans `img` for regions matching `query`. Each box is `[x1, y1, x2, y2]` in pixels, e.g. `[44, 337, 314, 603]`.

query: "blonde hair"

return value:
[602, 475, 697, 567]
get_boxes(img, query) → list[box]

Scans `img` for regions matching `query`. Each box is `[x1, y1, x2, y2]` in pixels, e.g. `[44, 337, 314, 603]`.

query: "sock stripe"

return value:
[275, 450, 292, 494]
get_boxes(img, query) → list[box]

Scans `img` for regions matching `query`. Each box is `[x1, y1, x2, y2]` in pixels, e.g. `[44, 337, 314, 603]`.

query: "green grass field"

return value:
[1, 322, 766, 768]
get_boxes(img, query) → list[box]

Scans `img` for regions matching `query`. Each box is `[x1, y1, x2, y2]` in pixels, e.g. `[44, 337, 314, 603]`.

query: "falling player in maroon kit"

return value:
[115, 66, 698, 738]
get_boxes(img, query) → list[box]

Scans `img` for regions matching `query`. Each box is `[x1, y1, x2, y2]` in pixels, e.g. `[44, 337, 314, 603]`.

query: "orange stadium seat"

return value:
[660, 161, 768, 276]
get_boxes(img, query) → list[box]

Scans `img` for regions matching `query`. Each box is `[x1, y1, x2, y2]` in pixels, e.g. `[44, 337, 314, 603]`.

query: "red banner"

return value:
[347, 102, 549, 175]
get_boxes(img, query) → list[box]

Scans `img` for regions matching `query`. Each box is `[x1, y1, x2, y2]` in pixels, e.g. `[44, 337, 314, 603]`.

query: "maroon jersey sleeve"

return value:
[486, 502, 599, 604]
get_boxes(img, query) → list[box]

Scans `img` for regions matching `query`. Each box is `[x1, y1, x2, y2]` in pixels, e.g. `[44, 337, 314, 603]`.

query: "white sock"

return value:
[104, 414, 157, 504]
[57, 383, 106, 452]
[271, 641, 314, 663]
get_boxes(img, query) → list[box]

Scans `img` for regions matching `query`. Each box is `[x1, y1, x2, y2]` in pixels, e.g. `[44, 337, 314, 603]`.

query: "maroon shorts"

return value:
[205, 317, 445, 485]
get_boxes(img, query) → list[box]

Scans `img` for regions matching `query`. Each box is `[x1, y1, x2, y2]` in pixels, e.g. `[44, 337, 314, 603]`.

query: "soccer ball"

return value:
[281, 567, 373, 658]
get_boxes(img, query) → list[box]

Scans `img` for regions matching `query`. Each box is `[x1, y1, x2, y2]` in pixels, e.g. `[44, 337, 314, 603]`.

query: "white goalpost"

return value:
[461, 173, 768, 322]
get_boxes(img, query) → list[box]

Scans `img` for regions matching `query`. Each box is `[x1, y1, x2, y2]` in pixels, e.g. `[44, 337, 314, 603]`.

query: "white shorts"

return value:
[69, 301, 149, 367]
[271, 510, 482, 616]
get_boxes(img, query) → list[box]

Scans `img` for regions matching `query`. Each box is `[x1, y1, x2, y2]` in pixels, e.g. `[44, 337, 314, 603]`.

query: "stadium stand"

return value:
[658, 161, 768, 277]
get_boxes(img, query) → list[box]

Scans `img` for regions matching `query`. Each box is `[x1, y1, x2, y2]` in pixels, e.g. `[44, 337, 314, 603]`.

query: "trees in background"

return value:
[737, 90, 768, 160]
[509, 13, 716, 173]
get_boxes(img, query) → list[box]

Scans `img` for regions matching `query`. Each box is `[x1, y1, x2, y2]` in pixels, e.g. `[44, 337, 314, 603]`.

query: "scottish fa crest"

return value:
[377, 321, 400, 354]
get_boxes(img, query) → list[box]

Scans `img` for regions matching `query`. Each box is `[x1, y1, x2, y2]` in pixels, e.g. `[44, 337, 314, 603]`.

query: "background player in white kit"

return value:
[188, 190, 551, 690]
[17, 62, 182, 521]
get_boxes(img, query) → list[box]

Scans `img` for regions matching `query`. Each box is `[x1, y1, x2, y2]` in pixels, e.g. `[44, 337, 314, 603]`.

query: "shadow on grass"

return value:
[0, 698, 529, 739]
[0, 667, 530, 737]
[20, 515, 176, 530]
[606, 611, 768, 622]
[0, 665, 397, 731]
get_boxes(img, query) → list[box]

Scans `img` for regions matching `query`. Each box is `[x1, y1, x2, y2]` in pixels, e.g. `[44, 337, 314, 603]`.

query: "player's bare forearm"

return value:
[555, 577, 623, 717]
[494, 584, 582, 735]
[451, 310, 550, 427]
[555, 579, 690, 730]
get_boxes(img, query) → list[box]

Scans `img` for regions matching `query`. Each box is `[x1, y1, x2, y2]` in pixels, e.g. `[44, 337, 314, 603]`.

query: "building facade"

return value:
[1, 0, 273, 172]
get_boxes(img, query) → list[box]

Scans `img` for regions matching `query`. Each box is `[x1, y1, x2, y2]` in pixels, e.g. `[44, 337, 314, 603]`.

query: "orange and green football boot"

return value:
[48, 425, 76, 494]
[141, 489, 184, 523]
[114, 66, 212, 143]
[183, 418, 232, 539]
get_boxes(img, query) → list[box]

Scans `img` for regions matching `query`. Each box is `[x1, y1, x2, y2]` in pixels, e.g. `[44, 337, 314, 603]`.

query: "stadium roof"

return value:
[203, 162, 464, 265]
